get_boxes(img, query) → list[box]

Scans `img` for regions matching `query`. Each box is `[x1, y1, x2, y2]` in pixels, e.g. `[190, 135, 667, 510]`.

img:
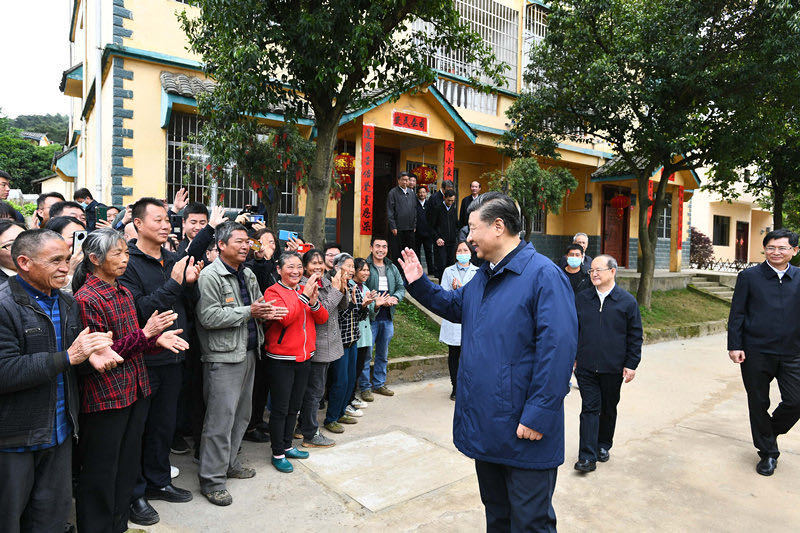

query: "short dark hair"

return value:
[370, 235, 388, 246]
[37, 192, 65, 209]
[11, 229, 64, 267]
[0, 170, 11, 181]
[73, 188, 93, 201]
[444, 189, 456, 199]
[107, 205, 121, 215]
[182, 201, 209, 220]
[0, 201, 17, 220]
[44, 216, 86, 235]
[417, 184, 428, 192]
[49, 200, 84, 219]
[323, 242, 342, 255]
[354, 257, 368, 272]
[215, 221, 248, 245]
[467, 191, 522, 235]
[131, 197, 167, 222]
[763, 228, 799, 248]
[565, 243, 584, 256]
[302, 248, 323, 267]
[398, 171, 411, 180]
[0, 219, 26, 238]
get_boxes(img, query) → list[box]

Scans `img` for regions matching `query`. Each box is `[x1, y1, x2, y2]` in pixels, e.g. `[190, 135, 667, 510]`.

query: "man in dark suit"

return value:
[386, 171, 416, 262]
[728, 228, 800, 476]
[573, 254, 642, 472]
[430, 189, 459, 280]
[73, 188, 107, 232]
[413, 185, 435, 274]
[459, 181, 481, 229]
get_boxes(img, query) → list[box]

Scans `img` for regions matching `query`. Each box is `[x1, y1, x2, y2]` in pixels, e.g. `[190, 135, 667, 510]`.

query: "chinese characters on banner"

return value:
[443, 141, 454, 182]
[647, 180, 654, 224]
[677, 186, 684, 250]
[360, 125, 375, 235]
[392, 111, 428, 133]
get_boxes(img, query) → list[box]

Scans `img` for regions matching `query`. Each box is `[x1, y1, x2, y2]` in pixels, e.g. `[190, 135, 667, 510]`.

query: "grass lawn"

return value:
[638, 288, 729, 330]
[388, 300, 447, 359]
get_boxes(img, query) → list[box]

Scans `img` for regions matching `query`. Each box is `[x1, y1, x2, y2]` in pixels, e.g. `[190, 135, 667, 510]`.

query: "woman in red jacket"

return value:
[264, 251, 328, 472]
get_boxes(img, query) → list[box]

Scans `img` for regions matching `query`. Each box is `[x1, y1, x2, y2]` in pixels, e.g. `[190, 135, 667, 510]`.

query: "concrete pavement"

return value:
[149, 333, 800, 532]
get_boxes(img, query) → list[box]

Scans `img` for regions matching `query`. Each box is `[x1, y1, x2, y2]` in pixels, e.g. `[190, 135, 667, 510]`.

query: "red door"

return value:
[735, 222, 749, 262]
[602, 187, 630, 267]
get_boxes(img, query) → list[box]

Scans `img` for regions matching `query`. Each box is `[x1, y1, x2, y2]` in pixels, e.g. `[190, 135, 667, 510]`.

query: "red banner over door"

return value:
[360, 125, 375, 235]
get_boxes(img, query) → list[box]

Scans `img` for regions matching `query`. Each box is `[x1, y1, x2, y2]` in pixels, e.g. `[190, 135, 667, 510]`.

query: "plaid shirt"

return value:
[75, 274, 159, 413]
[339, 280, 368, 346]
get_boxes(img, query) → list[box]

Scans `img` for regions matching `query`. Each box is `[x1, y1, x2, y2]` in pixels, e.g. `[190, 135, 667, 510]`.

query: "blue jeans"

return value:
[359, 319, 394, 391]
[325, 343, 358, 424]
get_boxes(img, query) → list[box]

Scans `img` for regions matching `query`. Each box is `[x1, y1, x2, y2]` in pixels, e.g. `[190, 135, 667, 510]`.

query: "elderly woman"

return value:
[72, 228, 188, 533]
[45, 215, 86, 294]
[439, 241, 479, 401]
[325, 253, 372, 429]
[349, 258, 383, 410]
[263, 252, 328, 473]
[296, 249, 347, 446]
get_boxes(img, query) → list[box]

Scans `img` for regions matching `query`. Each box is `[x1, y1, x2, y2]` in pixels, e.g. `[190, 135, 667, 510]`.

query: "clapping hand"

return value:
[398, 248, 423, 284]
[142, 310, 178, 338]
[374, 291, 389, 307]
[303, 275, 321, 306]
[451, 278, 462, 290]
[331, 268, 345, 292]
[184, 257, 203, 284]
[88, 346, 124, 373]
[68, 328, 114, 365]
[156, 329, 190, 353]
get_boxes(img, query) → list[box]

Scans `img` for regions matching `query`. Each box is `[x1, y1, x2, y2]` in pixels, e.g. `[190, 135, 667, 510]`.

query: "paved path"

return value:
[148, 333, 800, 532]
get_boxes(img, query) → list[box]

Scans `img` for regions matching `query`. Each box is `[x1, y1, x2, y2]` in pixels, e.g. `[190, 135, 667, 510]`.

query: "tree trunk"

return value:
[267, 192, 280, 231]
[635, 175, 664, 308]
[773, 179, 784, 229]
[302, 116, 339, 247]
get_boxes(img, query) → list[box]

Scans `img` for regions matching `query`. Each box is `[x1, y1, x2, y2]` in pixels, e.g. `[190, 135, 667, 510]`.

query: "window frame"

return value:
[712, 215, 731, 246]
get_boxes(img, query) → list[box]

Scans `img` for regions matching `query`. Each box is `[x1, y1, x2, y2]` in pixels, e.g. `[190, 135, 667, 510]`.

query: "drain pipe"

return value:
[94, 0, 103, 201]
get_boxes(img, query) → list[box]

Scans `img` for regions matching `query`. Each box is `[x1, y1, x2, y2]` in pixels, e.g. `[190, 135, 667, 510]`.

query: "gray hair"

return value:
[573, 233, 588, 241]
[595, 254, 618, 270]
[11, 229, 64, 267]
[467, 191, 522, 235]
[277, 251, 301, 268]
[215, 221, 248, 245]
[333, 252, 354, 269]
[72, 228, 127, 291]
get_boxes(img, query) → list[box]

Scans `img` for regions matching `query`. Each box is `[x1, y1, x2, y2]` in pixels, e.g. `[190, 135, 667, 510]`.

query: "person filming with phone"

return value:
[44, 216, 87, 295]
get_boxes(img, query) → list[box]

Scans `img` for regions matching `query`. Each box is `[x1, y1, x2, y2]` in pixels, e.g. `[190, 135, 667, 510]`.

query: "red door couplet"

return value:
[360, 125, 375, 235]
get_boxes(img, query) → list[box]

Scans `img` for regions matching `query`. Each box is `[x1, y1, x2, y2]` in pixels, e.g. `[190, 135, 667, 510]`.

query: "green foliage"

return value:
[10, 114, 69, 145]
[0, 116, 61, 193]
[486, 157, 577, 240]
[180, 0, 506, 245]
[5, 199, 36, 217]
[389, 300, 445, 359]
[504, 0, 800, 306]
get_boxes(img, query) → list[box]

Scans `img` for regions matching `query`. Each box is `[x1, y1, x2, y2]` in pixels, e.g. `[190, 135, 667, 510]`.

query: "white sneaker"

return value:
[345, 405, 364, 417]
[170, 465, 180, 479]
[351, 398, 367, 409]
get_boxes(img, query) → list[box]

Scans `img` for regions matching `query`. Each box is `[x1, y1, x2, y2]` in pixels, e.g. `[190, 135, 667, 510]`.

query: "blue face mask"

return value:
[566, 256, 582, 268]
[78, 201, 89, 209]
[456, 253, 471, 265]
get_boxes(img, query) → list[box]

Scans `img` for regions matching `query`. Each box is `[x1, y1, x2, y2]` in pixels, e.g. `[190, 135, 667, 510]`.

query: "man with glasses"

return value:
[728, 228, 800, 476]
[323, 243, 342, 272]
[573, 255, 642, 472]
[0, 220, 26, 284]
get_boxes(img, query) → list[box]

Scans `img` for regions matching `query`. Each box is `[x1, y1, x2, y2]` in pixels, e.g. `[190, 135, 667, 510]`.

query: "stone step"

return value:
[691, 276, 710, 282]
[690, 281, 717, 288]
[705, 286, 732, 294]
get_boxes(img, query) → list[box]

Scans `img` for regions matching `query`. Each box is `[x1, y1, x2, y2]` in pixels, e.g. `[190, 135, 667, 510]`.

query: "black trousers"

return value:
[267, 358, 311, 457]
[177, 339, 205, 446]
[474, 460, 557, 533]
[248, 355, 270, 431]
[740, 351, 800, 458]
[448, 345, 461, 389]
[575, 367, 623, 461]
[299, 361, 329, 439]
[132, 363, 182, 499]
[434, 243, 456, 280]
[413, 234, 434, 273]
[351, 346, 371, 404]
[390, 230, 415, 263]
[77, 399, 149, 533]
[0, 438, 72, 533]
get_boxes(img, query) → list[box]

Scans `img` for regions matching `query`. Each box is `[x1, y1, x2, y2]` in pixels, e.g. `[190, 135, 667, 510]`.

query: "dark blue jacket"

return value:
[414, 199, 433, 239]
[575, 284, 642, 373]
[407, 241, 577, 469]
[728, 262, 800, 354]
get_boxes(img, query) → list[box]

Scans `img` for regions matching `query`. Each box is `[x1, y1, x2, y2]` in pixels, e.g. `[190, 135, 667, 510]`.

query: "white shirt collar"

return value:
[596, 283, 615, 302]
[767, 261, 789, 279]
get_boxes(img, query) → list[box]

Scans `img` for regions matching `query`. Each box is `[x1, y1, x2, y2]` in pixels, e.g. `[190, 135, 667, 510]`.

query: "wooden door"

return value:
[373, 150, 397, 238]
[736, 221, 749, 262]
[602, 186, 630, 267]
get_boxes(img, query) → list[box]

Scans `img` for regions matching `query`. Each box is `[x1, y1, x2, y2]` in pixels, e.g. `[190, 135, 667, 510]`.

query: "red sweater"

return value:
[264, 281, 329, 362]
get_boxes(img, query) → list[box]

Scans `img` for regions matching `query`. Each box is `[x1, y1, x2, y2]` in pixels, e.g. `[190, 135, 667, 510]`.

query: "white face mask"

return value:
[566, 256, 582, 268]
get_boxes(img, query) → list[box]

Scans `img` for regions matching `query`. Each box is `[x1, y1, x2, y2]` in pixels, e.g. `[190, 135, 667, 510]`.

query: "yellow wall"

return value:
[124, 0, 202, 62]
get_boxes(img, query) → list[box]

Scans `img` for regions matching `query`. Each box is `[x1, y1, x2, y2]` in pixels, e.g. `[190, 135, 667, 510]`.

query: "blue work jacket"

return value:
[407, 241, 577, 469]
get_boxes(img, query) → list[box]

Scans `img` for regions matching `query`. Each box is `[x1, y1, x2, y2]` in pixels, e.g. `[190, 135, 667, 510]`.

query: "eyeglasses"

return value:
[587, 268, 613, 275]
[765, 246, 794, 252]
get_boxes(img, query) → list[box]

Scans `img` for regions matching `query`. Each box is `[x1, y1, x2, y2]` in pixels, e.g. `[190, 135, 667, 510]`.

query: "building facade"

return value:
[56, 0, 692, 266]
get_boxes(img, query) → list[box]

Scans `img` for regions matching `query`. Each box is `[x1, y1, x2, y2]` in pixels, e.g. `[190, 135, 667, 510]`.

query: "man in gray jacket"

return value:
[196, 222, 285, 506]
[386, 171, 417, 262]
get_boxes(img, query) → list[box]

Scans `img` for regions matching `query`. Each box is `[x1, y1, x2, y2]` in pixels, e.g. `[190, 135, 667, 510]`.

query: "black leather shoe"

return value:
[756, 457, 778, 476]
[598, 448, 610, 462]
[449, 390, 456, 401]
[574, 459, 596, 472]
[129, 497, 159, 525]
[145, 483, 193, 503]
[243, 428, 270, 443]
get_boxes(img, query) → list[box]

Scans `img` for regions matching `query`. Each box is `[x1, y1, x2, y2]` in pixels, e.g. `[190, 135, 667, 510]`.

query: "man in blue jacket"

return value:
[728, 228, 800, 476]
[400, 192, 576, 532]
[573, 255, 642, 472]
